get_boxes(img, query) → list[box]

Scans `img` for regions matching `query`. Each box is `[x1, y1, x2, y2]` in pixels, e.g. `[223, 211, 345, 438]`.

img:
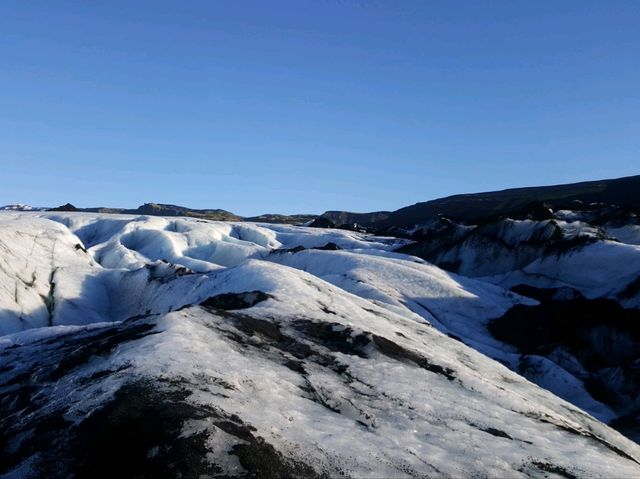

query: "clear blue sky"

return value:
[1, 1, 639, 215]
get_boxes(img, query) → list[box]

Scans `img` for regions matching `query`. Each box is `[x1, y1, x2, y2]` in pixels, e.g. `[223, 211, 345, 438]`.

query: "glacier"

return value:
[1, 212, 640, 477]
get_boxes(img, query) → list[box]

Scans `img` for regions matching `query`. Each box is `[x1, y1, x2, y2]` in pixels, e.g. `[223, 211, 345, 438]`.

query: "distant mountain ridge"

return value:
[46, 202, 240, 221]
[6, 174, 640, 227]
[317, 174, 640, 229]
[44, 203, 314, 224]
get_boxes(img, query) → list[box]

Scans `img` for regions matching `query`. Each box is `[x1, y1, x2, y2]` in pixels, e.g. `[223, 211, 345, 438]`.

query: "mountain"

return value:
[2, 212, 640, 477]
[45, 203, 313, 224]
[47, 202, 241, 221]
[15, 174, 640, 229]
[244, 213, 318, 225]
[310, 210, 391, 229]
[389, 175, 640, 227]
[316, 174, 640, 230]
[42, 203, 387, 227]
[131, 202, 241, 221]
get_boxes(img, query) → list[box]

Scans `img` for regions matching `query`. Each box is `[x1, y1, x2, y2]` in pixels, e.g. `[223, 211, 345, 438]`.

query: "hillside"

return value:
[316, 175, 640, 229]
[46, 203, 313, 224]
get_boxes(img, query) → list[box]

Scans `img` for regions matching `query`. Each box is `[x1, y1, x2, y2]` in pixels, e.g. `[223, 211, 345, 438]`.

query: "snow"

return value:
[3, 261, 640, 476]
[266, 246, 625, 422]
[0, 211, 524, 357]
[133, 305, 637, 478]
[0, 212, 623, 408]
[607, 224, 640, 245]
[403, 212, 640, 307]
[268, 248, 529, 352]
[0, 212, 408, 334]
[1, 211, 640, 476]
[555, 209, 583, 222]
[485, 240, 640, 305]
[0, 204, 44, 211]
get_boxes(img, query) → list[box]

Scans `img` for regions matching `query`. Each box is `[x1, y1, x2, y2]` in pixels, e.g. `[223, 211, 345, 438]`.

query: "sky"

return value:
[1, 1, 639, 215]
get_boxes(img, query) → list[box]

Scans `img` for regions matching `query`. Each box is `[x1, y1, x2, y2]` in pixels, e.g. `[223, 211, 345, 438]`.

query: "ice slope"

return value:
[606, 224, 640, 245]
[1, 212, 640, 476]
[484, 240, 640, 308]
[400, 214, 640, 308]
[0, 213, 624, 420]
[268, 247, 617, 422]
[268, 248, 528, 353]
[0, 212, 530, 364]
[394, 207, 640, 440]
[0, 213, 619, 417]
[0, 215, 226, 335]
[2, 259, 640, 477]
[0, 212, 408, 336]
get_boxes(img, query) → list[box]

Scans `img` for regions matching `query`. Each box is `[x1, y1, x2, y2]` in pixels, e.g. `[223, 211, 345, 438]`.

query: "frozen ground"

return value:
[1, 212, 639, 477]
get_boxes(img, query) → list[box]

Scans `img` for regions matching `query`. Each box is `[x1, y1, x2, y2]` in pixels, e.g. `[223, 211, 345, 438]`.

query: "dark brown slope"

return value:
[313, 210, 391, 228]
[389, 175, 640, 226]
[316, 174, 640, 229]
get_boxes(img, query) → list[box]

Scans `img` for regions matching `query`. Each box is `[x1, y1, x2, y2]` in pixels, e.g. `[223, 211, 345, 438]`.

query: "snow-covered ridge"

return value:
[391, 205, 640, 442]
[0, 204, 45, 211]
[1, 212, 640, 477]
[399, 211, 640, 307]
[0, 211, 490, 335]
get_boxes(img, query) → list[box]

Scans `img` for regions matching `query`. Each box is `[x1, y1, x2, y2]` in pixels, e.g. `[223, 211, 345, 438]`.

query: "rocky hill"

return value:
[46, 203, 311, 224]
[316, 175, 640, 230]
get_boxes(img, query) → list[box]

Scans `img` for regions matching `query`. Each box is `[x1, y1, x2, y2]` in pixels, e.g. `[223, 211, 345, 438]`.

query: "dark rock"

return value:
[309, 217, 336, 229]
[489, 295, 640, 367]
[511, 201, 555, 221]
[313, 242, 342, 251]
[490, 287, 640, 441]
[371, 334, 456, 381]
[271, 245, 307, 254]
[477, 426, 513, 440]
[200, 291, 272, 311]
